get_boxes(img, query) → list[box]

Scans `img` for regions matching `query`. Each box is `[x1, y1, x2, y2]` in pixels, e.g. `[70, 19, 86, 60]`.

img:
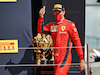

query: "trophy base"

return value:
[41, 60, 48, 64]
[47, 61, 54, 64]
[41, 60, 54, 64]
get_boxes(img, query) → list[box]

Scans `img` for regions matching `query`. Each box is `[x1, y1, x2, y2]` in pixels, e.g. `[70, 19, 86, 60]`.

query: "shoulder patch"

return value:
[72, 23, 75, 26]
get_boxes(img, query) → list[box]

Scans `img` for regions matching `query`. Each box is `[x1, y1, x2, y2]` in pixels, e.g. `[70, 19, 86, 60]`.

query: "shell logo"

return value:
[51, 27, 54, 31]
[51, 26, 58, 32]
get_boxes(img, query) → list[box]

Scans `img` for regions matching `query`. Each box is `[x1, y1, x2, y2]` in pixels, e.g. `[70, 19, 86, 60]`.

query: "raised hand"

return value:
[39, 6, 45, 18]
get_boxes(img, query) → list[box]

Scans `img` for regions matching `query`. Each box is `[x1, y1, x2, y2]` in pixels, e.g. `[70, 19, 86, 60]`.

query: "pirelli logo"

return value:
[0, 0, 17, 2]
[0, 40, 18, 53]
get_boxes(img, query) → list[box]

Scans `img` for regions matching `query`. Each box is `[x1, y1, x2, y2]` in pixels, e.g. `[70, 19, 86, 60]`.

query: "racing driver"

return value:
[37, 3, 85, 75]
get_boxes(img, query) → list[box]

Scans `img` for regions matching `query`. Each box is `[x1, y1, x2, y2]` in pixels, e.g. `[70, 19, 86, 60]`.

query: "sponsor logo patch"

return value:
[51, 26, 58, 32]
[72, 23, 75, 26]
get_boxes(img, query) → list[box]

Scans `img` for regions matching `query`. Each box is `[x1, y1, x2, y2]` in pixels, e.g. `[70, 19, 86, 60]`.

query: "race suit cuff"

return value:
[39, 16, 44, 19]
[79, 55, 84, 60]
[38, 16, 44, 22]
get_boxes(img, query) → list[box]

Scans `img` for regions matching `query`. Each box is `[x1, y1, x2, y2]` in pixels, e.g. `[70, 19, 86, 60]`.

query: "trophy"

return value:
[33, 33, 54, 65]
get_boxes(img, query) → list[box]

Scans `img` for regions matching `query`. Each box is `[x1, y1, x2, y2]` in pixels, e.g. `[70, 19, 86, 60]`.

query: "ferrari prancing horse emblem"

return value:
[61, 26, 66, 31]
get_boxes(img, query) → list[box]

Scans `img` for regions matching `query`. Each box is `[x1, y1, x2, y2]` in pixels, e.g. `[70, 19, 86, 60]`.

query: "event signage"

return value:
[0, 40, 18, 53]
[0, 0, 17, 2]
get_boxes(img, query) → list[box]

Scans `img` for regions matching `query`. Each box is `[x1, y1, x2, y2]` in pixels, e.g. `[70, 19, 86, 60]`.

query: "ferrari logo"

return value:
[61, 26, 66, 31]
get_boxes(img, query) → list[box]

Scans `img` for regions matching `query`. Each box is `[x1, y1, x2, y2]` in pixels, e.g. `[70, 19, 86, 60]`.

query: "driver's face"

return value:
[53, 10, 62, 15]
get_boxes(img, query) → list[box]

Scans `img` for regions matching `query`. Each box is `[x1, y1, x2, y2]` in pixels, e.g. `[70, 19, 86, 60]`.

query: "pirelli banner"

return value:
[0, 0, 33, 75]
[0, 40, 18, 53]
[0, 0, 17, 2]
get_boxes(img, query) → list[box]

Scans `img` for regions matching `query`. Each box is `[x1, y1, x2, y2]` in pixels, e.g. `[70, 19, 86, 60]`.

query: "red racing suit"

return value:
[37, 16, 84, 75]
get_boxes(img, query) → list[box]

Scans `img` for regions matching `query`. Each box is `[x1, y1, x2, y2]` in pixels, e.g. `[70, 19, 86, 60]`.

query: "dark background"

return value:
[0, 0, 85, 75]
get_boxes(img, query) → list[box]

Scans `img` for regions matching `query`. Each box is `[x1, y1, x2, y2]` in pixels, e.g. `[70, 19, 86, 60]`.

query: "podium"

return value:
[33, 65, 80, 75]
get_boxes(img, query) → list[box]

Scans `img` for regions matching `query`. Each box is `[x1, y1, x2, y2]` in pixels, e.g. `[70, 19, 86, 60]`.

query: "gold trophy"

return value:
[33, 33, 54, 64]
